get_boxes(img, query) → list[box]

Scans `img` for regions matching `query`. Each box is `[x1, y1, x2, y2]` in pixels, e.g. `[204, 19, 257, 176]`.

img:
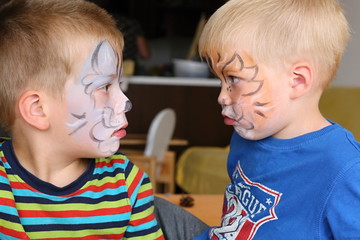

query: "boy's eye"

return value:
[228, 76, 241, 84]
[99, 83, 111, 93]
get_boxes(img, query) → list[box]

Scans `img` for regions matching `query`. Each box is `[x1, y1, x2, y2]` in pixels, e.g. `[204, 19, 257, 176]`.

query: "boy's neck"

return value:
[274, 116, 330, 139]
[12, 136, 90, 188]
[273, 101, 331, 139]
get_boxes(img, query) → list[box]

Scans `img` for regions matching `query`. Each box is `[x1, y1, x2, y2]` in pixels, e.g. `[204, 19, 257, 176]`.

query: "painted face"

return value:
[65, 40, 131, 156]
[205, 49, 289, 140]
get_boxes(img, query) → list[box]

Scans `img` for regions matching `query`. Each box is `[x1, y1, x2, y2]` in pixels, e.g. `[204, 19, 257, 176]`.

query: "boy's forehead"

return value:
[73, 40, 120, 74]
[206, 46, 257, 68]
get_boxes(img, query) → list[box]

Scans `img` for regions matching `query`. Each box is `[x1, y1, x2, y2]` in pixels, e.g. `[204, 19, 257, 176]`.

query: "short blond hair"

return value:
[0, 0, 124, 133]
[199, 0, 349, 88]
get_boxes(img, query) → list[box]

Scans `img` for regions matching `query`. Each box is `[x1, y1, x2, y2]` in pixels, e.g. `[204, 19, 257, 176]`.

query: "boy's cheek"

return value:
[91, 122, 115, 140]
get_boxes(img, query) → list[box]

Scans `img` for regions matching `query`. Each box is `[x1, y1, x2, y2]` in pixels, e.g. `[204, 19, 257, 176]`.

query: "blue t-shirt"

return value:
[195, 122, 360, 239]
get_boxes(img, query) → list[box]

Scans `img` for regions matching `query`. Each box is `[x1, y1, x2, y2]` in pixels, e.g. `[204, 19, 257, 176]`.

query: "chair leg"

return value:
[156, 151, 175, 193]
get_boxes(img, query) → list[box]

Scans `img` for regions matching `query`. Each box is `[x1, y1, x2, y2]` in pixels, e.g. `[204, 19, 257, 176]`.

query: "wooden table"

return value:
[156, 194, 224, 226]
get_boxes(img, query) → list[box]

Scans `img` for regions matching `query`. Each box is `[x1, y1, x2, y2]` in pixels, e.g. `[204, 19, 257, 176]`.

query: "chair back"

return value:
[130, 155, 156, 184]
[144, 108, 176, 163]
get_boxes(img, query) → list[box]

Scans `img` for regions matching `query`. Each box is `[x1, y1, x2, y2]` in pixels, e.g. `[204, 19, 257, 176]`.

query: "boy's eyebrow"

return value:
[109, 73, 117, 79]
[109, 73, 122, 84]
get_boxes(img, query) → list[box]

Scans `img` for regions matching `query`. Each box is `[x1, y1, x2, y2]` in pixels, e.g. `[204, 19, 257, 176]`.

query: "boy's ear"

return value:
[18, 91, 50, 130]
[289, 63, 313, 99]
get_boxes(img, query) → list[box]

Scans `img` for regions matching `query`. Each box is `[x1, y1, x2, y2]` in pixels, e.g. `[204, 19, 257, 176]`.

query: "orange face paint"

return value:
[206, 48, 289, 140]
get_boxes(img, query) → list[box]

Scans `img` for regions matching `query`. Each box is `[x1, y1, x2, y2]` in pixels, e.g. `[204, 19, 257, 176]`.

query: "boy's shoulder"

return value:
[97, 152, 147, 181]
[94, 152, 131, 174]
[229, 122, 360, 157]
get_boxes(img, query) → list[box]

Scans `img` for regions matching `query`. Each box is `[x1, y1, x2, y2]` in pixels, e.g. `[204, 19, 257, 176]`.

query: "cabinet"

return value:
[124, 76, 233, 147]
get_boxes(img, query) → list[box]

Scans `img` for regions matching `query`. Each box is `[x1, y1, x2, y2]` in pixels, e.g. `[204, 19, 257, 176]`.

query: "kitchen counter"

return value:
[127, 75, 219, 87]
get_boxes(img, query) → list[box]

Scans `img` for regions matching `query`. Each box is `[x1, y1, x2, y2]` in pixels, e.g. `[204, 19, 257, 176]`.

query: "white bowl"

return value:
[173, 59, 210, 78]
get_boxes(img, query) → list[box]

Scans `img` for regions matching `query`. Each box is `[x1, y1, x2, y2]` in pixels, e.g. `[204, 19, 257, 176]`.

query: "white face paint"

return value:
[65, 40, 131, 156]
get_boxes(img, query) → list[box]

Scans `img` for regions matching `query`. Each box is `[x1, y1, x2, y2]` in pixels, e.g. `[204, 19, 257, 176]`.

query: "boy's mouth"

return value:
[112, 124, 128, 138]
[222, 114, 236, 125]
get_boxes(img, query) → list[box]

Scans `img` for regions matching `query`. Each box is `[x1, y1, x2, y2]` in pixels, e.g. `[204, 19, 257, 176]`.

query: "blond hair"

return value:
[199, 0, 349, 88]
[0, 0, 124, 133]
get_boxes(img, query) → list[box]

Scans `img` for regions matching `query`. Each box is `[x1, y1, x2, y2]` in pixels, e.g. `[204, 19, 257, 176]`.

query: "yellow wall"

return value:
[319, 87, 360, 140]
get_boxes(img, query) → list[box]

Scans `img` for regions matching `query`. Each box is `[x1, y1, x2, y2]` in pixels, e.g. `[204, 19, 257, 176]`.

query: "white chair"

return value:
[126, 108, 176, 193]
[144, 108, 176, 168]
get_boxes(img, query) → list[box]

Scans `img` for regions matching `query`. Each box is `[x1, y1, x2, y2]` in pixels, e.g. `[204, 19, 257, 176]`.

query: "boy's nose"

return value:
[114, 99, 132, 115]
[217, 86, 231, 106]
[124, 100, 132, 112]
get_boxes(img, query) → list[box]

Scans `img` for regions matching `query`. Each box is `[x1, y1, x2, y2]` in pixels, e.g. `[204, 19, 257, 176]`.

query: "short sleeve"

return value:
[322, 161, 360, 238]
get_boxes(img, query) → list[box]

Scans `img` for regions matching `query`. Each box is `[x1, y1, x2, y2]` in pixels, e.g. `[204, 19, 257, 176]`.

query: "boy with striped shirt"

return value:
[0, 0, 163, 239]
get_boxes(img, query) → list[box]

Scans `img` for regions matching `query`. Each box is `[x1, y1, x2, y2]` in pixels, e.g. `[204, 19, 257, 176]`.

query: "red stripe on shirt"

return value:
[95, 158, 125, 169]
[128, 170, 143, 197]
[64, 180, 126, 197]
[39, 233, 124, 240]
[137, 188, 154, 199]
[0, 226, 30, 240]
[0, 197, 17, 208]
[18, 205, 132, 218]
[0, 169, 7, 178]
[1, 156, 7, 163]
[129, 212, 156, 226]
[9, 181, 41, 192]
[154, 235, 166, 240]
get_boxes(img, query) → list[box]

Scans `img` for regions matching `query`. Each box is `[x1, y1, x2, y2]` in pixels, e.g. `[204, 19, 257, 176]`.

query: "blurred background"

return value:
[96, 0, 360, 86]
[98, 0, 360, 146]
[99, 0, 360, 194]
[0, 0, 359, 195]
[91, 0, 225, 76]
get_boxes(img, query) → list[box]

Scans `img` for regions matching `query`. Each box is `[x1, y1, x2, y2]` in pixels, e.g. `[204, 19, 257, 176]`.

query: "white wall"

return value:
[333, 0, 360, 86]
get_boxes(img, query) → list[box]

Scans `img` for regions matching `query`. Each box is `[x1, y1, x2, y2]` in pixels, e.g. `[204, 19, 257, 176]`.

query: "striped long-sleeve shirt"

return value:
[0, 139, 164, 240]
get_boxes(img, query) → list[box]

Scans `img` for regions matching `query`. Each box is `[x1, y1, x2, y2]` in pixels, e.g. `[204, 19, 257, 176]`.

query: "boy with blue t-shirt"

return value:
[0, 0, 163, 239]
[194, 0, 360, 239]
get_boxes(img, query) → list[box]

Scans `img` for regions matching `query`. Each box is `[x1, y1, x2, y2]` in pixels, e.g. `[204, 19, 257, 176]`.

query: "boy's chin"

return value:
[96, 139, 120, 156]
[234, 127, 267, 141]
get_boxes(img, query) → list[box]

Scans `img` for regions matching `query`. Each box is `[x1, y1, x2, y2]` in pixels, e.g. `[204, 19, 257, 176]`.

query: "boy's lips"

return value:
[113, 124, 128, 138]
[223, 116, 237, 125]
